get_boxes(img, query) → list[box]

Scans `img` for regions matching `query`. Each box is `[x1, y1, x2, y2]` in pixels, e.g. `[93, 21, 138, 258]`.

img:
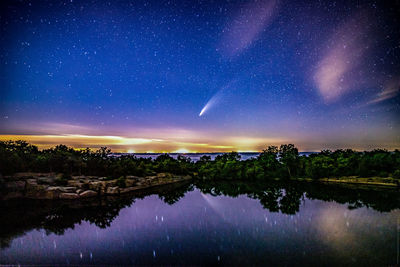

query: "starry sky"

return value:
[0, 0, 399, 152]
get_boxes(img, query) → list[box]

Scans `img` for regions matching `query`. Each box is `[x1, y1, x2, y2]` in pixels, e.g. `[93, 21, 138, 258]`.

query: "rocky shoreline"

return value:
[0, 173, 192, 200]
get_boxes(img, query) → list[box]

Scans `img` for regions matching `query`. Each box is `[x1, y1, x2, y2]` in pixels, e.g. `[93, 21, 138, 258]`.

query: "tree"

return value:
[258, 146, 280, 178]
[279, 144, 299, 178]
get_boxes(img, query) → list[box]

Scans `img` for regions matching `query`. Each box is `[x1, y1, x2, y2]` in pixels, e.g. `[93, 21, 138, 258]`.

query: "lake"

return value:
[1, 181, 399, 266]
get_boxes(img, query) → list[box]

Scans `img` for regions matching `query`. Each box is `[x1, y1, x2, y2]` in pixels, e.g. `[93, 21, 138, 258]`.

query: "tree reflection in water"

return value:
[1, 180, 399, 248]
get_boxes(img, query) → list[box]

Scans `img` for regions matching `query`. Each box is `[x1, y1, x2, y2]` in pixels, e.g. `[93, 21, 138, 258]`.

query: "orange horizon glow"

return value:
[0, 134, 399, 153]
[0, 134, 275, 153]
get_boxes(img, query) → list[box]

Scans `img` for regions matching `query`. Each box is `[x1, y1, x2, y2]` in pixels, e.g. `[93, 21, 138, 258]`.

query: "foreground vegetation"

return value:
[1, 140, 399, 181]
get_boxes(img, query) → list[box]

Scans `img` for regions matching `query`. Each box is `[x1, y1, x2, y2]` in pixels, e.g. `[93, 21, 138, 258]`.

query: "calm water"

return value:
[1, 181, 399, 266]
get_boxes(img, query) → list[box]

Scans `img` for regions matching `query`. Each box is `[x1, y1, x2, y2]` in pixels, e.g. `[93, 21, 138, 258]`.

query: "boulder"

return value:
[125, 179, 137, 187]
[25, 179, 49, 199]
[106, 186, 120, 195]
[13, 173, 34, 179]
[46, 186, 76, 193]
[88, 181, 106, 192]
[59, 186, 77, 193]
[42, 187, 62, 199]
[79, 190, 97, 198]
[67, 180, 84, 187]
[37, 177, 56, 185]
[59, 193, 80, 199]
[126, 175, 140, 180]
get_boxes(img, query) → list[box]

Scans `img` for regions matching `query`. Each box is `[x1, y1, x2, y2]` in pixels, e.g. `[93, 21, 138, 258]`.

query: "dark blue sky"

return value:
[1, 0, 399, 152]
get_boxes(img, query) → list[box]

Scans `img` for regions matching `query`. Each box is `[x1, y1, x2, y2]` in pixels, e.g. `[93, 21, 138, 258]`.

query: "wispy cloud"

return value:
[314, 12, 372, 103]
[367, 76, 400, 105]
[218, 0, 278, 58]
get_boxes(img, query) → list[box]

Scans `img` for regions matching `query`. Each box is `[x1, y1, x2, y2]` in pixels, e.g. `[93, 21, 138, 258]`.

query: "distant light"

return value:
[174, 148, 190, 153]
[127, 149, 135, 153]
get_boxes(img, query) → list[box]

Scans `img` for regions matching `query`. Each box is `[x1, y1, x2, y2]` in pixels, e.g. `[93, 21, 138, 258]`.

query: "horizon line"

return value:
[0, 134, 399, 153]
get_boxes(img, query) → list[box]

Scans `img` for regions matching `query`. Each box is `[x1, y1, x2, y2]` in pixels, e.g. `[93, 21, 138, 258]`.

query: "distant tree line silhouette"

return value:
[1, 140, 399, 180]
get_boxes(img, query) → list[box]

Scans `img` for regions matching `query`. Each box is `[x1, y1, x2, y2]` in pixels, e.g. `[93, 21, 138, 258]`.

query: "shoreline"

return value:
[0, 172, 192, 200]
[1, 173, 398, 201]
[291, 176, 399, 188]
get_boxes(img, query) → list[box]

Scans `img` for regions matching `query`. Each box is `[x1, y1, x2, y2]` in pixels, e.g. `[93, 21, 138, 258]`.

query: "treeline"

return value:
[0, 141, 399, 180]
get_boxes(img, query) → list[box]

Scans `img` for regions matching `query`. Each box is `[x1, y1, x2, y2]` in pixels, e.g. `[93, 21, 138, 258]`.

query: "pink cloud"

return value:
[314, 12, 372, 103]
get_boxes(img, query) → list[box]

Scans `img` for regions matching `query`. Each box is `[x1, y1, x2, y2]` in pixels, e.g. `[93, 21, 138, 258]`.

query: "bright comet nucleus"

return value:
[199, 85, 230, 116]
[199, 104, 209, 116]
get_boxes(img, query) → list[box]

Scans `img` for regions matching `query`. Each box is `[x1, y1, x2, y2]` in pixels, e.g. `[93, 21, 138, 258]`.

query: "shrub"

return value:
[393, 170, 400, 179]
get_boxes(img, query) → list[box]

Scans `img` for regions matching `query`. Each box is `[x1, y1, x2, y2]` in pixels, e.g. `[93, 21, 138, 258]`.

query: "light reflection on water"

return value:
[0, 183, 399, 266]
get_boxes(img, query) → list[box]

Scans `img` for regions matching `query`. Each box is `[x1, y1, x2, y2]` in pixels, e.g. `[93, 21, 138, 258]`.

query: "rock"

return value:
[125, 179, 137, 187]
[1, 172, 192, 199]
[126, 175, 140, 180]
[106, 186, 120, 195]
[59, 193, 80, 199]
[43, 187, 62, 199]
[59, 186, 77, 193]
[120, 187, 138, 194]
[46, 186, 76, 193]
[26, 179, 38, 186]
[5, 181, 26, 191]
[13, 173, 34, 179]
[37, 177, 56, 185]
[72, 175, 89, 180]
[183, 175, 192, 180]
[79, 190, 97, 198]
[88, 181, 106, 192]
[68, 180, 89, 190]
[25, 179, 49, 199]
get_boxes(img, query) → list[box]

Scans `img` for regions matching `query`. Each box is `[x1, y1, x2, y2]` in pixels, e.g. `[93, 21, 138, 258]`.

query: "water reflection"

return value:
[196, 181, 400, 213]
[0, 182, 193, 249]
[0, 181, 399, 265]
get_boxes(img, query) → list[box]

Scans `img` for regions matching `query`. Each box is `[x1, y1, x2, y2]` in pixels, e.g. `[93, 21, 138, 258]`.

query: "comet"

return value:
[199, 89, 224, 116]
[199, 81, 236, 117]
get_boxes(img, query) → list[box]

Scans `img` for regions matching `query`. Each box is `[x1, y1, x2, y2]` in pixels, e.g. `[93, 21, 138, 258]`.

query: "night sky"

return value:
[1, 0, 399, 152]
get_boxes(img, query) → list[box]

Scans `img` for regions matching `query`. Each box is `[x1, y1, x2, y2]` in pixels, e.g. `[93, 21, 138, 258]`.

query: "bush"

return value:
[393, 170, 400, 179]
[378, 171, 388, 177]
